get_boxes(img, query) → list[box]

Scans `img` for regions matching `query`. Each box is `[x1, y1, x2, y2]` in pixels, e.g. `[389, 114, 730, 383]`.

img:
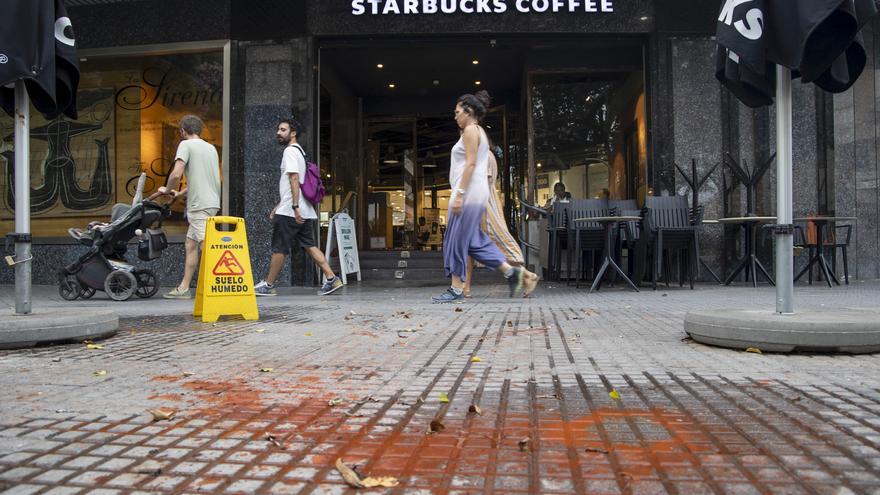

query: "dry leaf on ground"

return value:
[304, 332, 313, 337]
[438, 392, 450, 403]
[264, 433, 284, 449]
[334, 459, 400, 488]
[428, 419, 445, 433]
[745, 347, 763, 354]
[468, 405, 483, 416]
[328, 398, 345, 407]
[361, 476, 400, 488]
[93, 370, 107, 376]
[471, 356, 481, 363]
[85, 343, 104, 350]
[585, 447, 610, 454]
[335, 458, 364, 488]
[260, 368, 273, 373]
[609, 390, 621, 400]
[255, 328, 265, 333]
[454, 308, 463, 312]
[518, 437, 531, 452]
[148, 408, 176, 421]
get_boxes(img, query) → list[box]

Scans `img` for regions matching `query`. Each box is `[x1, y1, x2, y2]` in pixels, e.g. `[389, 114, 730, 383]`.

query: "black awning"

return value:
[716, 0, 878, 108]
[0, 0, 80, 119]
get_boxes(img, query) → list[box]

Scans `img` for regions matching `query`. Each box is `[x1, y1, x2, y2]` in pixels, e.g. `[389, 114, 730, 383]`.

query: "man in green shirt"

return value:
[161, 115, 222, 299]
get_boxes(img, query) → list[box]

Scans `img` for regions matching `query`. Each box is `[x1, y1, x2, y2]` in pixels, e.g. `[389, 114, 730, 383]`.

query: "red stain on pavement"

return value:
[182, 379, 264, 410]
[148, 393, 183, 402]
[150, 375, 182, 383]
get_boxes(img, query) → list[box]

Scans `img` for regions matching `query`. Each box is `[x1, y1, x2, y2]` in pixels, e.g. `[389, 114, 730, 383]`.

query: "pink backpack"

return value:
[292, 145, 326, 204]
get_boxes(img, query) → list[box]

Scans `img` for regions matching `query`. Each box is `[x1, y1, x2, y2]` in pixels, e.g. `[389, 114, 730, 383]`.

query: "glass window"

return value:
[0, 49, 224, 238]
[530, 71, 646, 205]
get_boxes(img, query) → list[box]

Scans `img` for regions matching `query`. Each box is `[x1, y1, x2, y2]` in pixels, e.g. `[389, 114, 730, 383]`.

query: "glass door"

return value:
[364, 119, 417, 250]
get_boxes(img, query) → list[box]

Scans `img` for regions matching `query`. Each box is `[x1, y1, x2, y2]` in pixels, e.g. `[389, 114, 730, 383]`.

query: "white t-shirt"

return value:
[276, 144, 317, 220]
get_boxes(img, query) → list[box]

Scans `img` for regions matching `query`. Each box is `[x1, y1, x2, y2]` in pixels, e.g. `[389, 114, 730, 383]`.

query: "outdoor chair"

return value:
[642, 196, 700, 290]
[609, 199, 638, 214]
[616, 208, 644, 281]
[567, 199, 610, 287]
[794, 221, 852, 285]
[547, 203, 569, 282]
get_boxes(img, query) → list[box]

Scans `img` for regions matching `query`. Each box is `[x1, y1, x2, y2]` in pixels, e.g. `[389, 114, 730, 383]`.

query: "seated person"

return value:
[543, 182, 572, 212]
[68, 220, 112, 241]
[69, 186, 180, 241]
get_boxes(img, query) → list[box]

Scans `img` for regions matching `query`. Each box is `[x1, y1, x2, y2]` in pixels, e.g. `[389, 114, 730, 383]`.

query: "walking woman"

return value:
[463, 141, 539, 298]
[433, 91, 538, 303]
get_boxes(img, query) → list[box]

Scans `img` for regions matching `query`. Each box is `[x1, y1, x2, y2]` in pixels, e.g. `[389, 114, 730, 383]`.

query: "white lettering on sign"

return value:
[351, 0, 612, 14]
[718, 0, 763, 41]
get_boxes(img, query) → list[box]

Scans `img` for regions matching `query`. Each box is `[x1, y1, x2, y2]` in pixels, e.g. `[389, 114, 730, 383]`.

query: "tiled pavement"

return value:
[1, 282, 880, 494]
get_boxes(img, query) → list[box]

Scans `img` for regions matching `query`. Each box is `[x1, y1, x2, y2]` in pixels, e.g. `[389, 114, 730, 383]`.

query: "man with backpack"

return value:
[254, 118, 343, 296]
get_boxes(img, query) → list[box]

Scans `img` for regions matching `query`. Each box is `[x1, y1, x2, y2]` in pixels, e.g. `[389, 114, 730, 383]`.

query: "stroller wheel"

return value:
[134, 269, 159, 298]
[104, 270, 137, 301]
[59, 279, 81, 301]
[79, 286, 96, 299]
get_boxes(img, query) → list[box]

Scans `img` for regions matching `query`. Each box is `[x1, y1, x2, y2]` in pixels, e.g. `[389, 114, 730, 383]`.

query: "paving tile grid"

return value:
[0, 282, 879, 494]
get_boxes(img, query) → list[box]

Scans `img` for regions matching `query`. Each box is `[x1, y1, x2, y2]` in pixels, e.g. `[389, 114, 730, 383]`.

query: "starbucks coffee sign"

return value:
[352, 0, 615, 15]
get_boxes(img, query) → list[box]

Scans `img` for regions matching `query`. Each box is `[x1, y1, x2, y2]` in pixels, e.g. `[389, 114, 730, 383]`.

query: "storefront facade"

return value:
[3, 0, 879, 286]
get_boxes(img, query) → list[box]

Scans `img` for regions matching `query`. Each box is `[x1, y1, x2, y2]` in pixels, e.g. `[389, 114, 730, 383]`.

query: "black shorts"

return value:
[271, 216, 317, 253]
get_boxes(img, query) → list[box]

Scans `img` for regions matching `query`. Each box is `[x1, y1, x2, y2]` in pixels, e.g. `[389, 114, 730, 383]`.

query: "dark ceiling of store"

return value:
[322, 39, 525, 101]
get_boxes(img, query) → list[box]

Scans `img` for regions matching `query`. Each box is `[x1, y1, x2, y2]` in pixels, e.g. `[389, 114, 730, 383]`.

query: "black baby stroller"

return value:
[59, 174, 170, 301]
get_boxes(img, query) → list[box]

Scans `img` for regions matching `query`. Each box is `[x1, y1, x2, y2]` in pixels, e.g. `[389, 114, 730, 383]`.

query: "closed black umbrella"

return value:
[714, 0, 878, 314]
[716, 0, 878, 108]
[0, 0, 80, 315]
[0, 0, 80, 119]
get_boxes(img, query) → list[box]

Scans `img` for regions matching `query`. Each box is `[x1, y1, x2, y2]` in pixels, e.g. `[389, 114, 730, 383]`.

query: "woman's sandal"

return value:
[522, 272, 540, 298]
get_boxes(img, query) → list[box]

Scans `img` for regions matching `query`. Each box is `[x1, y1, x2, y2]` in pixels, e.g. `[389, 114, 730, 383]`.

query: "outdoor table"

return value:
[573, 216, 642, 293]
[718, 216, 777, 287]
[793, 216, 857, 287]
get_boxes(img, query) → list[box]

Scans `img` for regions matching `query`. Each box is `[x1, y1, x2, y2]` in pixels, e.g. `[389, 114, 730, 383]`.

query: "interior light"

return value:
[326, 174, 331, 178]
[383, 146, 399, 164]
[388, 83, 396, 89]
[433, 80, 440, 86]
[475, 81, 481, 86]
[640, 16, 649, 21]
[472, 59, 479, 65]
[377, 63, 384, 69]
[537, 163, 542, 168]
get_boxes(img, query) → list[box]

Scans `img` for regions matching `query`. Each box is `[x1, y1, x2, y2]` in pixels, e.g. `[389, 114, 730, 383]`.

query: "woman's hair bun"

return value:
[457, 90, 491, 120]
[474, 90, 492, 109]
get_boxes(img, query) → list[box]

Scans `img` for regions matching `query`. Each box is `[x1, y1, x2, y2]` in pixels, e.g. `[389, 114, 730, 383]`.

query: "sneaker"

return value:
[522, 272, 540, 298]
[319, 277, 344, 296]
[432, 288, 464, 303]
[163, 287, 192, 299]
[506, 267, 525, 298]
[254, 280, 277, 296]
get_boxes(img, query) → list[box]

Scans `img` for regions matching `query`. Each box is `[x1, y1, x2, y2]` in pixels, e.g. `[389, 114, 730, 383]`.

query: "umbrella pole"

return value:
[13, 80, 31, 315]
[775, 65, 794, 314]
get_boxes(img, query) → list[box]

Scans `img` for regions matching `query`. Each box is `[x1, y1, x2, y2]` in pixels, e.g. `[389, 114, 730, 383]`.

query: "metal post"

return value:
[13, 81, 32, 315]
[775, 66, 794, 314]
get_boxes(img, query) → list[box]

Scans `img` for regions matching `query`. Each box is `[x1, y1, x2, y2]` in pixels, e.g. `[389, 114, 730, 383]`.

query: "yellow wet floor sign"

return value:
[193, 216, 259, 322]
